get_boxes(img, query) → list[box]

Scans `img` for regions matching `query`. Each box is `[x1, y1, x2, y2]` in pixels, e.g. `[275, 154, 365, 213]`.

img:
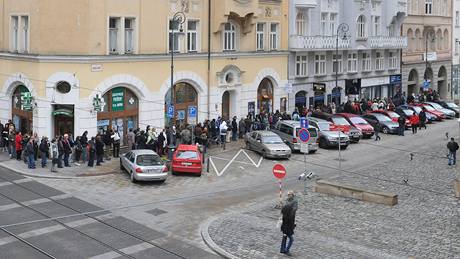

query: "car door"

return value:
[129, 154, 136, 172]
[122, 152, 131, 170]
[248, 132, 257, 150]
[253, 133, 262, 152]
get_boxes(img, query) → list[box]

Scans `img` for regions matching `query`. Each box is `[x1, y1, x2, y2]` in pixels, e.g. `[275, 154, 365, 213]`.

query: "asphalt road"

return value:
[0, 118, 458, 258]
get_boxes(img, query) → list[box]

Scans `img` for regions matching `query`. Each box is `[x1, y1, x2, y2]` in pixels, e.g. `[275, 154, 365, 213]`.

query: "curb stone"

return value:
[0, 163, 113, 179]
[201, 215, 240, 259]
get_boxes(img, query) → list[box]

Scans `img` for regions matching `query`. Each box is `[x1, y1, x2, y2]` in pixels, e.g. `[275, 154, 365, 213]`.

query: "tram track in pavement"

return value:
[0, 173, 189, 258]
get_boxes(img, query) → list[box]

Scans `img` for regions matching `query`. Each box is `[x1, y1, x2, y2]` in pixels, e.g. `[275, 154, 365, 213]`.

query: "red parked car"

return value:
[335, 113, 374, 138]
[371, 110, 411, 128]
[171, 144, 203, 176]
[413, 104, 446, 121]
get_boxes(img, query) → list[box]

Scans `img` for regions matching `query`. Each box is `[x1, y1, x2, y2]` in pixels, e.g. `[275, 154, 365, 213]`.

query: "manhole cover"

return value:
[146, 208, 168, 216]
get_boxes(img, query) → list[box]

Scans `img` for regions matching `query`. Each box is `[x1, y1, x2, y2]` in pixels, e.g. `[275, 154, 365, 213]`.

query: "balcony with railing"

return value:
[289, 35, 350, 51]
[369, 36, 407, 49]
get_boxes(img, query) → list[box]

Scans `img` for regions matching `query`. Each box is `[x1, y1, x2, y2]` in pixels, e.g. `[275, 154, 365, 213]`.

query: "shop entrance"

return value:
[257, 78, 274, 115]
[165, 82, 198, 129]
[53, 105, 74, 137]
[11, 85, 33, 134]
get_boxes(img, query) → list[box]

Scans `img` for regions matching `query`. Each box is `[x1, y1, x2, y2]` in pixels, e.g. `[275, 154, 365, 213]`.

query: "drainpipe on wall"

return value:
[207, 0, 211, 120]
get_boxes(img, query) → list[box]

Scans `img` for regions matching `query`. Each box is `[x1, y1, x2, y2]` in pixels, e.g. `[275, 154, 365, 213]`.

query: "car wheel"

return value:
[319, 138, 326, 148]
[382, 127, 389, 134]
[245, 141, 250, 150]
[262, 150, 267, 158]
[308, 150, 317, 154]
[130, 172, 136, 183]
[119, 160, 124, 171]
[158, 180, 166, 184]
[341, 145, 348, 150]
[171, 170, 177, 176]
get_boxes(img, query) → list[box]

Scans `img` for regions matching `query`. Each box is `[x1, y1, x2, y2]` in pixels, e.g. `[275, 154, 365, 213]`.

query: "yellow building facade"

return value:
[0, 0, 289, 141]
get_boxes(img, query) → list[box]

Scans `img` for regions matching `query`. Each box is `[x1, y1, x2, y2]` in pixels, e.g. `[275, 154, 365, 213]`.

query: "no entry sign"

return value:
[273, 164, 287, 179]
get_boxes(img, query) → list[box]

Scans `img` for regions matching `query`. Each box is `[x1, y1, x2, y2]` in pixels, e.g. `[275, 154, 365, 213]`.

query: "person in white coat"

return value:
[219, 121, 228, 150]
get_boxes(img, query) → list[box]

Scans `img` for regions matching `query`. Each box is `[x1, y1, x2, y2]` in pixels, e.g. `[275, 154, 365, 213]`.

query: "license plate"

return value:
[182, 162, 192, 166]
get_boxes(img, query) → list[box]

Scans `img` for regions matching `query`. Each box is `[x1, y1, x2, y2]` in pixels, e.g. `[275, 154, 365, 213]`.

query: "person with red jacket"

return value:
[15, 132, 23, 161]
[409, 112, 419, 134]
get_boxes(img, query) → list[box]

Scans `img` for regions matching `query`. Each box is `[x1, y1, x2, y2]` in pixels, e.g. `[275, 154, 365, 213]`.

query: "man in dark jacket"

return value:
[63, 134, 72, 167]
[280, 191, 298, 256]
[103, 130, 112, 160]
[95, 135, 104, 166]
[397, 115, 406, 136]
[231, 117, 238, 141]
[87, 137, 96, 167]
[57, 136, 64, 168]
[419, 109, 427, 130]
[447, 138, 459, 166]
[26, 138, 35, 169]
[39, 137, 49, 168]
[80, 131, 88, 162]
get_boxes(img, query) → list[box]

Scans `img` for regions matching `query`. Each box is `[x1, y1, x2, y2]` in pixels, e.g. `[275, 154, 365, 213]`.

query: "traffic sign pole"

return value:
[273, 164, 287, 208]
[278, 179, 282, 208]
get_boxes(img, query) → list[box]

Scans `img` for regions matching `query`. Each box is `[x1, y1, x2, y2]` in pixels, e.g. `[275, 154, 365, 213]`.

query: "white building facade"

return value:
[453, 0, 460, 101]
[288, 0, 407, 112]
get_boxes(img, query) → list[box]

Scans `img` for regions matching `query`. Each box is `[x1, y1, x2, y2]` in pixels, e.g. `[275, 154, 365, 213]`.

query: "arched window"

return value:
[436, 29, 442, 50]
[443, 29, 449, 49]
[415, 29, 421, 51]
[407, 29, 414, 51]
[223, 22, 236, 51]
[296, 12, 307, 36]
[356, 15, 367, 38]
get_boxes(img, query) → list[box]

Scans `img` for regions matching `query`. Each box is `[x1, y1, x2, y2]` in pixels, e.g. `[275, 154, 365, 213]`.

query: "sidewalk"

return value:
[0, 152, 119, 179]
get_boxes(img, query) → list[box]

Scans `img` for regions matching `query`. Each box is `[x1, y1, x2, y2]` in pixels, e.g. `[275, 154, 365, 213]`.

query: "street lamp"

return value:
[169, 11, 186, 126]
[335, 23, 349, 172]
[423, 30, 436, 92]
[334, 23, 349, 107]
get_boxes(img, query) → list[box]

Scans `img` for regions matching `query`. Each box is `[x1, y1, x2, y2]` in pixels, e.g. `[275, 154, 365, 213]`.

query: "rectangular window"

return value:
[456, 38, 459, 54]
[21, 16, 29, 53]
[187, 20, 198, 52]
[314, 54, 326, 75]
[375, 52, 384, 71]
[223, 23, 236, 51]
[169, 19, 180, 52]
[347, 53, 357, 73]
[362, 52, 371, 71]
[373, 16, 380, 36]
[389, 52, 399, 69]
[321, 13, 328, 35]
[425, 0, 432, 14]
[11, 16, 19, 52]
[295, 55, 308, 77]
[256, 23, 265, 50]
[456, 11, 459, 26]
[124, 18, 134, 54]
[333, 54, 342, 74]
[329, 13, 337, 37]
[269, 23, 279, 50]
[109, 17, 119, 54]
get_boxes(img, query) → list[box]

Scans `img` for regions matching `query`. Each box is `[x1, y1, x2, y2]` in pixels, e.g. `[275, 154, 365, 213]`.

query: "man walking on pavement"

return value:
[447, 138, 459, 166]
[219, 120, 228, 150]
[280, 191, 298, 256]
[397, 114, 405, 136]
[374, 123, 381, 141]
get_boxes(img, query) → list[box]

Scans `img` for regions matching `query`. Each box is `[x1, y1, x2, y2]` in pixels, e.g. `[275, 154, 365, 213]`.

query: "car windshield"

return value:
[317, 122, 331, 131]
[386, 111, 400, 118]
[423, 105, 435, 111]
[350, 117, 369, 125]
[447, 102, 459, 108]
[412, 106, 422, 113]
[428, 103, 443, 109]
[136, 155, 163, 166]
[176, 151, 198, 159]
[373, 114, 392, 122]
[403, 110, 413, 116]
[262, 136, 283, 144]
[332, 117, 350, 126]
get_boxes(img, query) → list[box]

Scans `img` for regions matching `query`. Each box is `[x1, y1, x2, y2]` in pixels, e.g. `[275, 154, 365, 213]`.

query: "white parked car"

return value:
[120, 150, 168, 183]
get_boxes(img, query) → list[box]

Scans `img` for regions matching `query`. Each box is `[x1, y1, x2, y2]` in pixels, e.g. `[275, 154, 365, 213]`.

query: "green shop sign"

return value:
[111, 87, 124, 111]
[21, 92, 33, 111]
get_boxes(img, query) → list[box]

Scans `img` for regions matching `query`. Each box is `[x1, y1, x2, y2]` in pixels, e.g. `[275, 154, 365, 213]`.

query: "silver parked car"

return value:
[120, 149, 168, 183]
[244, 131, 291, 159]
[306, 117, 350, 149]
[424, 102, 456, 118]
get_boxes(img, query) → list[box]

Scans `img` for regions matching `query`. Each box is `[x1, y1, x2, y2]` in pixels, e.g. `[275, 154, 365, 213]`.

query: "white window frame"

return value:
[389, 51, 399, 69]
[321, 13, 328, 36]
[21, 16, 29, 53]
[256, 22, 265, 50]
[10, 16, 19, 52]
[296, 12, 307, 36]
[169, 18, 183, 53]
[456, 11, 460, 27]
[347, 52, 358, 73]
[373, 16, 380, 36]
[124, 18, 135, 54]
[425, 0, 433, 15]
[295, 55, 308, 77]
[314, 54, 326, 76]
[333, 54, 343, 74]
[187, 20, 199, 52]
[329, 13, 337, 37]
[361, 52, 371, 72]
[223, 22, 236, 51]
[456, 38, 459, 55]
[109, 17, 120, 54]
[269, 23, 279, 50]
[357, 15, 367, 39]
[375, 52, 384, 71]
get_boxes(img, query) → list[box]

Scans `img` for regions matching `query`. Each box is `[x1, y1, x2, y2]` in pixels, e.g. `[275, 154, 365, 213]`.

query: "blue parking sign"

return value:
[188, 106, 197, 118]
[300, 117, 308, 128]
[167, 105, 174, 118]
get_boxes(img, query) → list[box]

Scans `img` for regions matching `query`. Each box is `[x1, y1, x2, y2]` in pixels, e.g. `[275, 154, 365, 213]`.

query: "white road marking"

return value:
[88, 251, 121, 259]
[22, 198, 51, 206]
[13, 178, 34, 184]
[120, 242, 154, 254]
[0, 182, 12, 187]
[0, 203, 21, 211]
[209, 149, 264, 176]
